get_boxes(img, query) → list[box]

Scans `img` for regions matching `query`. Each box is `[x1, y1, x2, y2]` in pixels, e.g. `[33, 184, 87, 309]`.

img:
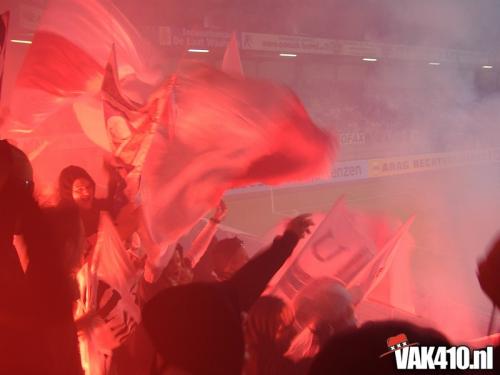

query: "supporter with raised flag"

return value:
[56, 163, 142, 375]
[269, 197, 414, 306]
[140, 62, 334, 282]
[143, 214, 314, 375]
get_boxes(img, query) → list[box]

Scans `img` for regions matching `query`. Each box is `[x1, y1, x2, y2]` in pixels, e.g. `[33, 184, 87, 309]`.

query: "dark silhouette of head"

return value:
[309, 320, 451, 375]
[142, 282, 245, 375]
[211, 237, 248, 280]
[0, 140, 35, 238]
[478, 237, 500, 308]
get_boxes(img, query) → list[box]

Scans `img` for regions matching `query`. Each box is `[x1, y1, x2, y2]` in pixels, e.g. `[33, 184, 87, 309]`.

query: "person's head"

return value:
[164, 244, 193, 286]
[286, 278, 357, 360]
[246, 295, 296, 354]
[211, 237, 248, 280]
[58, 165, 96, 210]
[294, 278, 356, 340]
[0, 140, 35, 237]
[309, 320, 451, 375]
[212, 237, 248, 280]
[478, 237, 500, 307]
[142, 282, 245, 375]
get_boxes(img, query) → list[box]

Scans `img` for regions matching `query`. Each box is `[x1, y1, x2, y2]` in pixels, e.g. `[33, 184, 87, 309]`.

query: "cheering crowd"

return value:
[1, 0, 499, 373]
[1, 136, 499, 375]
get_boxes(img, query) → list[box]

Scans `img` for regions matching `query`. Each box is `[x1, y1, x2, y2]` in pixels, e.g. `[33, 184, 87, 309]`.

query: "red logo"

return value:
[380, 333, 419, 357]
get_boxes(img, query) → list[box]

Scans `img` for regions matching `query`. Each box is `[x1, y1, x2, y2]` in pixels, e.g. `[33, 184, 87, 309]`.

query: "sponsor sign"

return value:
[368, 149, 500, 178]
[158, 26, 232, 48]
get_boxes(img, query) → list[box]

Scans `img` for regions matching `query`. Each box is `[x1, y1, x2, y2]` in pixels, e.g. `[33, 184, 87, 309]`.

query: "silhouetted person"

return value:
[309, 320, 451, 375]
[477, 236, 500, 368]
[143, 214, 313, 375]
[0, 140, 81, 374]
[0, 140, 37, 372]
[478, 237, 500, 308]
[193, 237, 248, 282]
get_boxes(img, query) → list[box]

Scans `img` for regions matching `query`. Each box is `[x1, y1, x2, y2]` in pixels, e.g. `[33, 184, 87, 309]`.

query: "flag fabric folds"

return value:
[140, 62, 335, 272]
[8, 0, 162, 130]
[91, 213, 140, 301]
[270, 197, 377, 300]
[347, 215, 415, 304]
[99, 45, 158, 173]
[75, 213, 141, 375]
[269, 197, 414, 303]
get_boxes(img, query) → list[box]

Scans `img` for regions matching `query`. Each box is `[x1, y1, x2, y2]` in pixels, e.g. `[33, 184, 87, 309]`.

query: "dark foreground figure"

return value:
[0, 140, 81, 374]
[143, 215, 312, 375]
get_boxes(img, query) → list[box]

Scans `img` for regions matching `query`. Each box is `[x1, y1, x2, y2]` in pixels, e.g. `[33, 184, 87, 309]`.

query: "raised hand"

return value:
[285, 214, 314, 239]
[211, 200, 228, 223]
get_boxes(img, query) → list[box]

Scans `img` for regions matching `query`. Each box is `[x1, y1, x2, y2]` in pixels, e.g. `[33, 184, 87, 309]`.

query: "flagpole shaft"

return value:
[270, 187, 276, 213]
[487, 303, 496, 336]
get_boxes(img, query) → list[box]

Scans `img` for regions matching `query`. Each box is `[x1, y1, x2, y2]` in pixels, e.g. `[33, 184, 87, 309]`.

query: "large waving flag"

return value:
[269, 197, 411, 302]
[8, 0, 162, 131]
[347, 215, 415, 304]
[0, 11, 9, 104]
[140, 62, 335, 275]
[73, 45, 170, 196]
[98, 45, 158, 172]
[270, 198, 377, 300]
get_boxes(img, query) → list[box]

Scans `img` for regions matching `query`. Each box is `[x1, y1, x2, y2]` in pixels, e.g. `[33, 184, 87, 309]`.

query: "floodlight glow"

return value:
[188, 49, 210, 53]
[11, 39, 32, 44]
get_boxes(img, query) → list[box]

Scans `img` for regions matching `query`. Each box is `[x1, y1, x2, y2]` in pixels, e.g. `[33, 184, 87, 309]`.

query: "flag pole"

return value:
[0, 11, 10, 107]
[487, 303, 497, 336]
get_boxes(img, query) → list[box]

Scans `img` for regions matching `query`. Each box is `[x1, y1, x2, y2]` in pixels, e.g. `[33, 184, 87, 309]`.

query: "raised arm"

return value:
[185, 200, 227, 267]
[100, 158, 128, 218]
[228, 214, 313, 312]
